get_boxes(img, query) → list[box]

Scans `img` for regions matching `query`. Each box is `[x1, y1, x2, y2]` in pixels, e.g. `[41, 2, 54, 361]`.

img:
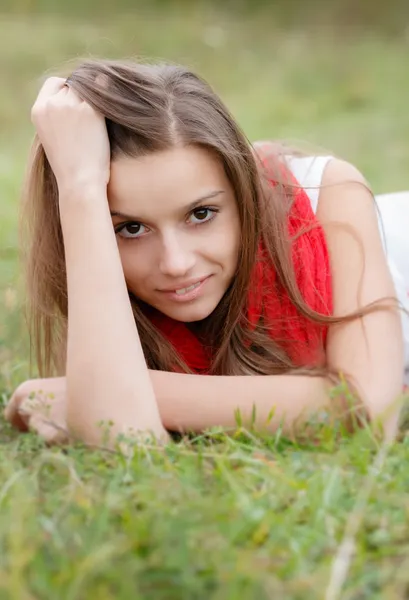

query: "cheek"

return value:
[229, 228, 241, 271]
[117, 245, 150, 292]
[216, 210, 241, 265]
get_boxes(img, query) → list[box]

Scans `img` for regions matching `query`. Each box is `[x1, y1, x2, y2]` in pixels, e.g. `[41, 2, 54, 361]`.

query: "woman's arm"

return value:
[318, 159, 403, 435]
[151, 370, 331, 435]
[31, 77, 167, 446]
[151, 159, 404, 439]
[60, 191, 167, 444]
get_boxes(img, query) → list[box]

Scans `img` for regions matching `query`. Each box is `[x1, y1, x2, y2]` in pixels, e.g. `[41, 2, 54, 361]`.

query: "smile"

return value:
[159, 276, 211, 303]
[174, 281, 202, 296]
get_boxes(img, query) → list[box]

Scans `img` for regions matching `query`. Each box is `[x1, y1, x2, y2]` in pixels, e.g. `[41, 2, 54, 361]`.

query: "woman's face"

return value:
[108, 145, 241, 322]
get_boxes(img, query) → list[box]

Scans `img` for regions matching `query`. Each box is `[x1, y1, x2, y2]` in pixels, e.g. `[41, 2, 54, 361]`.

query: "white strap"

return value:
[286, 155, 333, 213]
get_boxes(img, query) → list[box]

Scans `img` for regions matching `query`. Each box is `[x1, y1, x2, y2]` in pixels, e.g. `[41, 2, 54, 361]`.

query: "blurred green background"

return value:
[1, 5, 409, 596]
[1, 0, 409, 384]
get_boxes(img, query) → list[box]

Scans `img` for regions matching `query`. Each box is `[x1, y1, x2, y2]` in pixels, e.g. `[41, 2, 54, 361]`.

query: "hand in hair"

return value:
[31, 77, 110, 197]
[5, 377, 69, 445]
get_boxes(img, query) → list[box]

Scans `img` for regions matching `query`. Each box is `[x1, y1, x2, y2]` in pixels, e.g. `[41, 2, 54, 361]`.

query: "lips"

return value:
[173, 281, 202, 296]
[159, 276, 209, 293]
[157, 275, 212, 303]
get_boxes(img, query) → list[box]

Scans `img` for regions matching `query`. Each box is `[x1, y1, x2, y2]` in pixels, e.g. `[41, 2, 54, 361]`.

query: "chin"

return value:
[162, 299, 219, 323]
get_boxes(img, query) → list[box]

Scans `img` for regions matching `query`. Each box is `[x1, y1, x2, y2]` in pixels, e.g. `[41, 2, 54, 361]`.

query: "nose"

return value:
[158, 232, 196, 278]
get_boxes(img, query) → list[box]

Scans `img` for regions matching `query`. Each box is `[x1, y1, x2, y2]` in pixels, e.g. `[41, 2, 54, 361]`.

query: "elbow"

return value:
[66, 389, 169, 449]
[341, 376, 403, 440]
[364, 389, 403, 441]
[65, 395, 101, 446]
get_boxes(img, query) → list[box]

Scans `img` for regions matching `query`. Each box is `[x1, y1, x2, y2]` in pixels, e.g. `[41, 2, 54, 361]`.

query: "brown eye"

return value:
[116, 222, 147, 239]
[125, 223, 141, 235]
[190, 207, 217, 224]
[194, 208, 209, 220]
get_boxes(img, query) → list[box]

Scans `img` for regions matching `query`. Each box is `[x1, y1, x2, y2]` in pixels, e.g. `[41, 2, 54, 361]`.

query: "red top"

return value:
[148, 150, 333, 373]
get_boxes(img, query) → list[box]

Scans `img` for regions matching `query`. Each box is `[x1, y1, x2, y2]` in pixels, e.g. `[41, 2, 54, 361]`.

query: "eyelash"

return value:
[114, 206, 220, 241]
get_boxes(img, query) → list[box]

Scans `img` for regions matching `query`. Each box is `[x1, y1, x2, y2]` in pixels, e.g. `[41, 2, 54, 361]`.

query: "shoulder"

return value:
[316, 158, 377, 227]
[316, 158, 390, 312]
[315, 157, 390, 310]
[321, 157, 368, 188]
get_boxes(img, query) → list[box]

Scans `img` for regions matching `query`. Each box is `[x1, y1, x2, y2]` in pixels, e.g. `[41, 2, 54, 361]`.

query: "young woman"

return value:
[4, 59, 407, 447]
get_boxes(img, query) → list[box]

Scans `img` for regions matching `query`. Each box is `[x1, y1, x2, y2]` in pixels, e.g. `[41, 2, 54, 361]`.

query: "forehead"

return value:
[108, 146, 231, 213]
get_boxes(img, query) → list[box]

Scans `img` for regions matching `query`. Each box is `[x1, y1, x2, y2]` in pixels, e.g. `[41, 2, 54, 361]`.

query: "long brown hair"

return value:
[20, 58, 392, 379]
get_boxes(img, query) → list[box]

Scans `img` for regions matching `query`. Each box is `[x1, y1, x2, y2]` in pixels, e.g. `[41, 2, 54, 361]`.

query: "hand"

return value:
[4, 377, 69, 445]
[31, 77, 110, 197]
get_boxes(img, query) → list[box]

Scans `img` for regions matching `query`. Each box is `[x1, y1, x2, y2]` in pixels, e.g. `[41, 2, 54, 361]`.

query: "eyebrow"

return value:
[110, 190, 225, 221]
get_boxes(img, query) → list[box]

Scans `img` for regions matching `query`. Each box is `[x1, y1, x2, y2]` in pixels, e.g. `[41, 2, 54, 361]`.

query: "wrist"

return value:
[58, 182, 108, 207]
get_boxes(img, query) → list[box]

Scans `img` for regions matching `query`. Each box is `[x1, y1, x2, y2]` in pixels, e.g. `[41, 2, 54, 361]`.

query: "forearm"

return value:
[59, 188, 167, 445]
[150, 370, 353, 436]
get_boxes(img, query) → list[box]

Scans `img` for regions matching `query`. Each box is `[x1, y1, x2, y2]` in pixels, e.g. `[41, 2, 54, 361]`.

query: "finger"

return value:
[63, 84, 85, 106]
[19, 395, 45, 412]
[28, 414, 68, 445]
[4, 394, 29, 432]
[15, 395, 47, 430]
[35, 76, 67, 104]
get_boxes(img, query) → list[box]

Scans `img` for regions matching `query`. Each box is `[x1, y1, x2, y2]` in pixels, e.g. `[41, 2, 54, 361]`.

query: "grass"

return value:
[1, 3, 409, 597]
